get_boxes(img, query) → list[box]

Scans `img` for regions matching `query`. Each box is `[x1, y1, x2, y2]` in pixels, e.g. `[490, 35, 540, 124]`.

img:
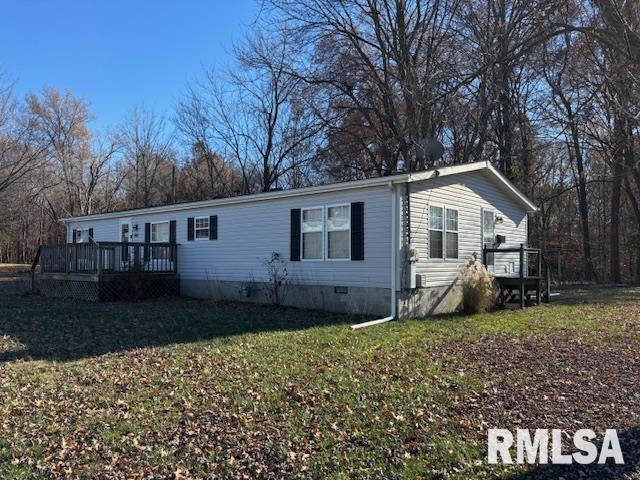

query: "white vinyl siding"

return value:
[409, 170, 528, 287]
[67, 185, 392, 288]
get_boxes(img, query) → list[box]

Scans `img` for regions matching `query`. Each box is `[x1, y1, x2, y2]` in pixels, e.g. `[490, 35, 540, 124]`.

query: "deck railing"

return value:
[38, 242, 178, 275]
[482, 243, 551, 305]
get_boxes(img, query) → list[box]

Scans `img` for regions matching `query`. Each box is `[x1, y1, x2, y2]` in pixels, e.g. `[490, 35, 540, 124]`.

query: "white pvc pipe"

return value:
[390, 181, 397, 319]
[351, 182, 397, 330]
[351, 316, 394, 329]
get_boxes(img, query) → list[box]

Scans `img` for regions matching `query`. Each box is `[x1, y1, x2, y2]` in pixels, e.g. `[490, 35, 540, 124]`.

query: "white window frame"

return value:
[326, 203, 351, 261]
[75, 228, 90, 243]
[301, 206, 325, 261]
[429, 204, 445, 260]
[150, 220, 170, 243]
[444, 207, 459, 261]
[120, 219, 132, 242]
[194, 216, 210, 241]
[481, 208, 496, 272]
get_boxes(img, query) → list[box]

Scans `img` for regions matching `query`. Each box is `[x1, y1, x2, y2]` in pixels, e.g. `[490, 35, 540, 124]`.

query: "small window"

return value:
[75, 228, 90, 243]
[194, 217, 209, 240]
[302, 207, 323, 260]
[429, 206, 444, 259]
[445, 208, 459, 259]
[327, 205, 350, 259]
[151, 221, 170, 243]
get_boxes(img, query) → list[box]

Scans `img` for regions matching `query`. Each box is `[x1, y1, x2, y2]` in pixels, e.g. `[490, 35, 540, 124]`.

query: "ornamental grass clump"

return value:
[458, 260, 497, 314]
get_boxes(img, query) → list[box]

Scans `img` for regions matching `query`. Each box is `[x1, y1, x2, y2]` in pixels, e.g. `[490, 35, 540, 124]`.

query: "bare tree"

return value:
[178, 30, 324, 193]
[268, 0, 467, 174]
[0, 77, 44, 193]
[118, 107, 175, 208]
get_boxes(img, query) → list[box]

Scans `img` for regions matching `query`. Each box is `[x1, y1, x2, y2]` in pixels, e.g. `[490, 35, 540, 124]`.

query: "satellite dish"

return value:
[416, 138, 445, 170]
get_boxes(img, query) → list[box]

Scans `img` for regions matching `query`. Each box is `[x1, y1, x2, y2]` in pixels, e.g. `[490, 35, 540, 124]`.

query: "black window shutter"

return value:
[169, 220, 177, 261]
[290, 208, 301, 261]
[209, 215, 218, 240]
[72, 229, 77, 244]
[351, 202, 365, 261]
[144, 222, 151, 262]
[169, 220, 176, 243]
[187, 217, 194, 241]
[88, 228, 94, 242]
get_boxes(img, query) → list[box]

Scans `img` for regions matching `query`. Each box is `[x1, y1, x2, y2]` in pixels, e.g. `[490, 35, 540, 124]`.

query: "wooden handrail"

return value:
[36, 242, 179, 275]
[483, 246, 541, 254]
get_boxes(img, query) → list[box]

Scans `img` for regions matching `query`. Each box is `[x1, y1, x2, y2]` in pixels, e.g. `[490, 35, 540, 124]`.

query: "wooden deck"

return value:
[483, 244, 551, 308]
[32, 242, 180, 301]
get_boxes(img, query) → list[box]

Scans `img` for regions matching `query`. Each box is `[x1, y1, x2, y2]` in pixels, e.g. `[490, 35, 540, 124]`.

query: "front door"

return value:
[482, 209, 495, 273]
[120, 220, 132, 262]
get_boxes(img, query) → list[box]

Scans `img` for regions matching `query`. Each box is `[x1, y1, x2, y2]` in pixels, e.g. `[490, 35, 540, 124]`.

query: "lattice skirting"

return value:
[35, 275, 179, 301]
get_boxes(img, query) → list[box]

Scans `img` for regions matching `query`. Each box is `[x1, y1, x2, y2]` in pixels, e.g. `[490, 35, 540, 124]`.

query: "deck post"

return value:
[482, 244, 487, 267]
[545, 261, 551, 303]
[536, 252, 541, 305]
[96, 244, 102, 276]
[173, 244, 178, 273]
[519, 243, 525, 308]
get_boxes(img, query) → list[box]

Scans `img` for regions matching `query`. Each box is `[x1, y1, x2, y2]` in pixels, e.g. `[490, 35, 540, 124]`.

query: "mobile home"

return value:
[40, 161, 539, 318]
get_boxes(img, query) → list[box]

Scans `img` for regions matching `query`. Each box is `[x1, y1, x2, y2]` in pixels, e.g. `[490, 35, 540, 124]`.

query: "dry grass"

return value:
[0, 264, 30, 273]
[0, 289, 638, 478]
[457, 260, 497, 314]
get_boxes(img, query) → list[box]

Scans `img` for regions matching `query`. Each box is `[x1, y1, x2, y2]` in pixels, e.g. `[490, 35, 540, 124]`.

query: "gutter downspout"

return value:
[351, 181, 398, 329]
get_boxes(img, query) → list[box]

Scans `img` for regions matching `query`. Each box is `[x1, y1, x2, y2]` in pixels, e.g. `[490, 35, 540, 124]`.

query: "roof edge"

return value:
[61, 161, 537, 223]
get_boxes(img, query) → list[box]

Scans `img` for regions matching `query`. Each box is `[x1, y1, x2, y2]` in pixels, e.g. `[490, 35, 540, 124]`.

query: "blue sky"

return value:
[0, 0, 260, 132]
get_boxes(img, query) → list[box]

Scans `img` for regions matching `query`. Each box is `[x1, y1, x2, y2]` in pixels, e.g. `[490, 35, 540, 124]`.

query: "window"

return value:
[151, 221, 170, 243]
[194, 217, 209, 240]
[302, 208, 323, 260]
[75, 228, 90, 243]
[429, 206, 459, 259]
[429, 206, 444, 258]
[327, 205, 350, 259]
[482, 209, 495, 269]
[120, 223, 129, 243]
[445, 208, 459, 259]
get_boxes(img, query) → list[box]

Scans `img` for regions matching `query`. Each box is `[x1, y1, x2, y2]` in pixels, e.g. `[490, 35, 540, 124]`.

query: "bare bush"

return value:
[261, 252, 289, 306]
[457, 260, 497, 314]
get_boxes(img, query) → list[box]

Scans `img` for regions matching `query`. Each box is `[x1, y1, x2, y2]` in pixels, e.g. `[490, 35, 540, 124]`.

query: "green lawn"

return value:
[0, 289, 639, 479]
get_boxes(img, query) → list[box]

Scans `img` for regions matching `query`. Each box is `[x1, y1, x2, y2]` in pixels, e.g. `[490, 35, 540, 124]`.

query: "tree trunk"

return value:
[568, 118, 596, 281]
[610, 148, 623, 284]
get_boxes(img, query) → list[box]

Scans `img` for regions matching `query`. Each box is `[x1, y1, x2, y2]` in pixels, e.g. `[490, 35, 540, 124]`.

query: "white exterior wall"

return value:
[67, 185, 393, 289]
[408, 170, 529, 288]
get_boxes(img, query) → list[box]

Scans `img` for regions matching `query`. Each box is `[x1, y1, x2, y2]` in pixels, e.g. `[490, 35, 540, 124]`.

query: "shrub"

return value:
[261, 252, 288, 306]
[457, 260, 497, 314]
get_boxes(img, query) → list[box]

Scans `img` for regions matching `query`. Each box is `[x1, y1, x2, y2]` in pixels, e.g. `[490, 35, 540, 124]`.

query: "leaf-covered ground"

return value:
[0, 288, 639, 479]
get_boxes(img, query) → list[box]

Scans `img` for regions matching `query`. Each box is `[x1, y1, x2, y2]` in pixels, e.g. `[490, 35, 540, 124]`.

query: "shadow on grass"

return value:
[0, 295, 365, 363]
[516, 424, 640, 479]
[552, 285, 640, 306]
